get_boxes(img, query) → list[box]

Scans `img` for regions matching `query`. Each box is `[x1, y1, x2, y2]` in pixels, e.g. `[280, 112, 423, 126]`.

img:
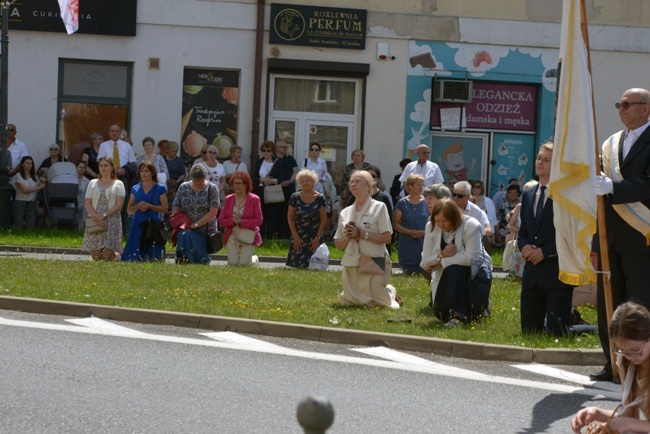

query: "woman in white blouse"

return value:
[302, 143, 331, 196]
[201, 145, 226, 195]
[83, 156, 125, 261]
[335, 170, 400, 309]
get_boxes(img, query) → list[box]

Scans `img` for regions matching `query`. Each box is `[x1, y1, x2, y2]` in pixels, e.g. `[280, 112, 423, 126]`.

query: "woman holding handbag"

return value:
[171, 164, 220, 264]
[83, 157, 125, 261]
[218, 171, 263, 266]
[121, 161, 168, 261]
[252, 140, 279, 238]
[334, 170, 400, 309]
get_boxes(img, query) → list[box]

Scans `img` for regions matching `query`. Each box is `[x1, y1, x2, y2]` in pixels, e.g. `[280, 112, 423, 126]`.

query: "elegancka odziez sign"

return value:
[1, 0, 137, 36]
[270, 3, 366, 50]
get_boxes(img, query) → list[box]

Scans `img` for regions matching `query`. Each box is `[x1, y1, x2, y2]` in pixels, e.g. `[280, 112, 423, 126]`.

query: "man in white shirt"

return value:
[399, 144, 444, 194]
[6, 124, 29, 182]
[452, 180, 492, 237]
[97, 124, 136, 176]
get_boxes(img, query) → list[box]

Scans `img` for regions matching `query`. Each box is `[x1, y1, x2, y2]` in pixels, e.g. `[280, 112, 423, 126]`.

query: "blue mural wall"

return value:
[405, 41, 559, 194]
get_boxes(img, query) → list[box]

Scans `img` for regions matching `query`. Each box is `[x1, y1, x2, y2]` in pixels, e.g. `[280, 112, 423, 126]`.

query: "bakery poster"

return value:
[181, 68, 239, 161]
[430, 132, 487, 183]
[490, 133, 535, 195]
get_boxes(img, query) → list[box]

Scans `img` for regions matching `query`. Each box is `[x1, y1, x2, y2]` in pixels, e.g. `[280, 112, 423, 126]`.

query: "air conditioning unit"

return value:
[433, 79, 473, 103]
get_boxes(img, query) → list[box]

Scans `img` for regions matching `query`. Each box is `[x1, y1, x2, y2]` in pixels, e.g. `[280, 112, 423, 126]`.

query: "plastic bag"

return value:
[308, 243, 330, 271]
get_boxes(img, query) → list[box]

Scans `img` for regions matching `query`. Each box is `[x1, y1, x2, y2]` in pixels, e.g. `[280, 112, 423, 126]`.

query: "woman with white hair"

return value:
[335, 170, 400, 309]
[286, 169, 327, 268]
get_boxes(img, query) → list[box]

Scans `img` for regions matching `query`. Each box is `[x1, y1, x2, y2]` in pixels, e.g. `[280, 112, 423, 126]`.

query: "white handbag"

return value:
[236, 227, 256, 245]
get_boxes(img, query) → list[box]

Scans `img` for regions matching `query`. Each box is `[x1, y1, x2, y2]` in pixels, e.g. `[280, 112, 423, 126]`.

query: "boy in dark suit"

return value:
[517, 142, 573, 336]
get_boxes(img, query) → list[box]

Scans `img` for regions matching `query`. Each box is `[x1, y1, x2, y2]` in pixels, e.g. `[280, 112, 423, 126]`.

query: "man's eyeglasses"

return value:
[7, 128, 15, 132]
[453, 193, 466, 199]
[615, 101, 647, 110]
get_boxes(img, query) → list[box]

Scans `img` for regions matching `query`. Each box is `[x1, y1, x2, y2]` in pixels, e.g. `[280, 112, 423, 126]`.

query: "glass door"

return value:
[303, 120, 353, 195]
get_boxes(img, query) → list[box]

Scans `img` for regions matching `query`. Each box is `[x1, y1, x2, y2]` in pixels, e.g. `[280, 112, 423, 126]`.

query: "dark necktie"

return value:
[535, 186, 546, 225]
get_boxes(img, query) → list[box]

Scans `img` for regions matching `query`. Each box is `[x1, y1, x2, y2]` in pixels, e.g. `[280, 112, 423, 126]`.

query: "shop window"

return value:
[273, 77, 355, 114]
[57, 59, 132, 154]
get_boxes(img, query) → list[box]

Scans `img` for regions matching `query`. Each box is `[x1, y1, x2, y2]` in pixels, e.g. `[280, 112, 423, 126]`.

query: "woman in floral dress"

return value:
[286, 169, 327, 268]
[83, 157, 125, 261]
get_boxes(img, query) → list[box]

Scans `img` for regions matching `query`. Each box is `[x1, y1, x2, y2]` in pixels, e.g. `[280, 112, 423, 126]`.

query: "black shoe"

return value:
[589, 368, 613, 382]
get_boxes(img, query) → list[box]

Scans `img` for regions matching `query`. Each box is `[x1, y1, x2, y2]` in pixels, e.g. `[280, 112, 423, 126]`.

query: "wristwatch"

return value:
[192, 223, 198, 229]
[103, 213, 107, 219]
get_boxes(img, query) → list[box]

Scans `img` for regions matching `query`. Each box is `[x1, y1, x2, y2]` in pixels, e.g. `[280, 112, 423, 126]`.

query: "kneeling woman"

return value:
[334, 170, 400, 309]
[421, 199, 482, 327]
[218, 171, 263, 266]
[171, 164, 219, 264]
[121, 161, 168, 261]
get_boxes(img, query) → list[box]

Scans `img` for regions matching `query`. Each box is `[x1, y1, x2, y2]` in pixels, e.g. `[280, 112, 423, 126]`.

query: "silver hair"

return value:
[295, 168, 319, 184]
[90, 132, 102, 140]
[454, 180, 472, 196]
[423, 183, 451, 199]
[189, 163, 208, 179]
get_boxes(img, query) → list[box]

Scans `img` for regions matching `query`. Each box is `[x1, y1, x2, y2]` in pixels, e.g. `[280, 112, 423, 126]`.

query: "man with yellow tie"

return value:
[97, 125, 137, 233]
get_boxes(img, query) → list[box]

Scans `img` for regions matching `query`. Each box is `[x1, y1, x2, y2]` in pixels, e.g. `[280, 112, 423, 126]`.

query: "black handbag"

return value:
[138, 185, 168, 250]
[140, 219, 167, 247]
[206, 230, 223, 253]
[205, 185, 223, 253]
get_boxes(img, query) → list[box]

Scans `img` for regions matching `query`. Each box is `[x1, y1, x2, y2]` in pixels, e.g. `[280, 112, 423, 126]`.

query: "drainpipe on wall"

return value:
[250, 0, 265, 170]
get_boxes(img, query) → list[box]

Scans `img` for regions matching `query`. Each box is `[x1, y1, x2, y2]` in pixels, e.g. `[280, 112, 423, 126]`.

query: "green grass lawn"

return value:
[0, 249, 599, 350]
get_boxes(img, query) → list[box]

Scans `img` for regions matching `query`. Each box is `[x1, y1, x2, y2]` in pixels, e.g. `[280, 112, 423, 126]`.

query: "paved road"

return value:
[0, 310, 618, 433]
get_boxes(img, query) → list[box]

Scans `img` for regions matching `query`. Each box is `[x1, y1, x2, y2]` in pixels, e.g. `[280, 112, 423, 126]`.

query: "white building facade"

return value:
[7, 0, 650, 196]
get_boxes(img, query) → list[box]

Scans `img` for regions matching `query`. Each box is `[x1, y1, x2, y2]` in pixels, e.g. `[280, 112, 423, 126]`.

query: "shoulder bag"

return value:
[263, 158, 285, 204]
[139, 185, 168, 249]
[359, 254, 385, 275]
[205, 185, 223, 253]
[85, 217, 107, 234]
[236, 227, 256, 245]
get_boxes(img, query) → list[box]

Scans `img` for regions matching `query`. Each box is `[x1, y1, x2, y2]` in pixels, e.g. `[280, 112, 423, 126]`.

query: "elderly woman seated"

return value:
[420, 198, 492, 327]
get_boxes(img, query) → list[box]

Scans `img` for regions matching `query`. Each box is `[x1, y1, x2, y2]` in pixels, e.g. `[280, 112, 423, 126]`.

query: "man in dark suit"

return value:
[517, 142, 573, 336]
[591, 87, 650, 382]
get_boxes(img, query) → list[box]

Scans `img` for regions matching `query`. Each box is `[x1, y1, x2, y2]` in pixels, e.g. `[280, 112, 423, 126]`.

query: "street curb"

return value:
[0, 296, 605, 366]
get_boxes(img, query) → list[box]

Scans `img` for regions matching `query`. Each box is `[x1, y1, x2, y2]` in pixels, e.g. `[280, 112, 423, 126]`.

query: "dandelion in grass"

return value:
[329, 317, 339, 325]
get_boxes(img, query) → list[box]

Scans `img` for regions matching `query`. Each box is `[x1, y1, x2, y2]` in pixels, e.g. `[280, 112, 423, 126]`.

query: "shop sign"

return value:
[2, 0, 137, 36]
[431, 82, 537, 132]
[181, 68, 240, 162]
[270, 3, 366, 50]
